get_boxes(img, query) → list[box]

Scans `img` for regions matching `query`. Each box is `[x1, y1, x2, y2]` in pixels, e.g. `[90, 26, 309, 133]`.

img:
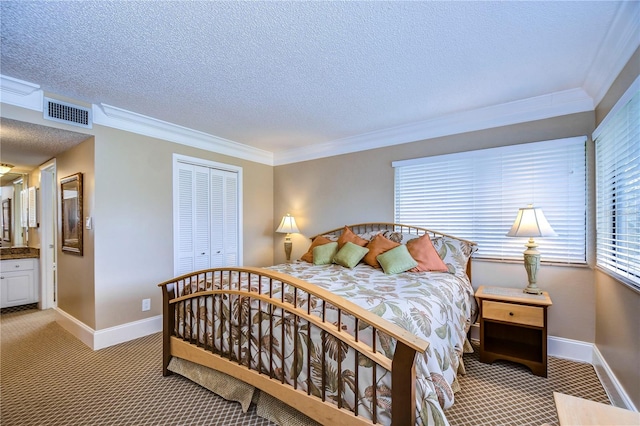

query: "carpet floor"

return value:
[1, 308, 610, 425]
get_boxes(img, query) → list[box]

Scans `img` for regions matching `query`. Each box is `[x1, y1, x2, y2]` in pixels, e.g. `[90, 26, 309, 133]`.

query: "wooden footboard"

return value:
[158, 266, 429, 425]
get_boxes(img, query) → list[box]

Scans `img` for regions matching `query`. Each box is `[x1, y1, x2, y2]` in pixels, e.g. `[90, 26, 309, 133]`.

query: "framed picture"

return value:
[61, 173, 83, 255]
[2, 198, 11, 242]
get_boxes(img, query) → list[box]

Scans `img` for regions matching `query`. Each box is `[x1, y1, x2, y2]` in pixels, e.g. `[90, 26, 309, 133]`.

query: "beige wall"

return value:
[56, 137, 96, 329]
[93, 125, 273, 329]
[275, 111, 597, 343]
[0, 103, 273, 331]
[593, 47, 640, 408]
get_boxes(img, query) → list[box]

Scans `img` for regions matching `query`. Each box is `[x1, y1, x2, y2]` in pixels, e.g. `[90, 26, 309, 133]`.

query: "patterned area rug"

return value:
[1, 308, 610, 425]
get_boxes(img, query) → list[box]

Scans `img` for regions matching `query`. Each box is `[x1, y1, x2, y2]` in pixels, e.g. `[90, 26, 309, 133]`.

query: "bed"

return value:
[158, 223, 477, 425]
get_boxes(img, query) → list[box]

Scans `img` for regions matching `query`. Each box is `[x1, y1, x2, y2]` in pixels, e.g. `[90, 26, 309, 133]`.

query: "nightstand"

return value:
[475, 285, 552, 377]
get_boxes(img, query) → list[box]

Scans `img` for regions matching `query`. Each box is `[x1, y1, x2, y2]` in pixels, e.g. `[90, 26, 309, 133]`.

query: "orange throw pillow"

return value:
[363, 234, 400, 268]
[300, 235, 333, 263]
[406, 234, 448, 272]
[337, 226, 368, 249]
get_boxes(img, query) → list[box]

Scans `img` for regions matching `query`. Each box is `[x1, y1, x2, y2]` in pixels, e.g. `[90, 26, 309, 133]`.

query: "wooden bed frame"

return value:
[158, 223, 476, 425]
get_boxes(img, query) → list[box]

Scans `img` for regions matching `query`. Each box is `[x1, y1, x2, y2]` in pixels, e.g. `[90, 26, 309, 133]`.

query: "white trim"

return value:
[54, 307, 162, 351]
[275, 88, 594, 165]
[38, 160, 57, 310]
[173, 153, 244, 174]
[0, 75, 44, 111]
[93, 103, 273, 166]
[547, 335, 593, 364]
[593, 345, 638, 412]
[54, 307, 94, 349]
[584, 1, 640, 107]
[593, 74, 640, 139]
[93, 315, 162, 350]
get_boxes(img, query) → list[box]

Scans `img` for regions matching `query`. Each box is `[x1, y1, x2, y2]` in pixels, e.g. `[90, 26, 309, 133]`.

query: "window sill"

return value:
[595, 266, 640, 295]
[473, 257, 589, 268]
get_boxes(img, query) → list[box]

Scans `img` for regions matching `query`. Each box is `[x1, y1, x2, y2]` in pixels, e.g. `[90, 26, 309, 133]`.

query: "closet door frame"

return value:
[172, 154, 243, 276]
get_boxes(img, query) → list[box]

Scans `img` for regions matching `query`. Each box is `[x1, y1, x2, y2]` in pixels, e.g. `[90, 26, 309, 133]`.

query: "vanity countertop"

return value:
[0, 247, 40, 260]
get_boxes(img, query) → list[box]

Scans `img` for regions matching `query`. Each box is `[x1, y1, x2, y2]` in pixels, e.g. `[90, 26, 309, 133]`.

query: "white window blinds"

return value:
[594, 87, 640, 289]
[393, 136, 587, 263]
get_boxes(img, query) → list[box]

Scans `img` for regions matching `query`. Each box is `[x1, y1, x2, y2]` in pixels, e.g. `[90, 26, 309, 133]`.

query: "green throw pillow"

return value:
[313, 242, 339, 265]
[377, 244, 418, 274]
[333, 242, 369, 268]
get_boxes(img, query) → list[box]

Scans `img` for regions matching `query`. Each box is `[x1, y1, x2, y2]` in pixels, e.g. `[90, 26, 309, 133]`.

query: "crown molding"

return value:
[0, 75, 44, 111]
[583, 1, 640, 107]
[93, 104, 273, 165]
[0, 74, 595, 167]
[274, 88, 594, 165]
[0, 74, 273, 166]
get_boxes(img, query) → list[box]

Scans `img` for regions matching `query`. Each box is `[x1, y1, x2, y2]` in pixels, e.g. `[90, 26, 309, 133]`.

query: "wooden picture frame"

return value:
[61, 173, 83, 255]
[2, 198, 11, 242]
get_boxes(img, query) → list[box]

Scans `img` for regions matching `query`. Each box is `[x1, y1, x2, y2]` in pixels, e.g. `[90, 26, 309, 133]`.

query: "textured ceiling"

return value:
[0, 1, 636, 160]
[0, 118, 92, 174]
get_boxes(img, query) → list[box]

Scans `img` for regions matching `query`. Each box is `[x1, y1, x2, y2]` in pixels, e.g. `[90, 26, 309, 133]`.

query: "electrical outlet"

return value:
[142, 298, 151, 311]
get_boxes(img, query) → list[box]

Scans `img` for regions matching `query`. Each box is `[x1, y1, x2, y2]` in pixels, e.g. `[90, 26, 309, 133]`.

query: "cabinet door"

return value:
[1, 271, 34, 307]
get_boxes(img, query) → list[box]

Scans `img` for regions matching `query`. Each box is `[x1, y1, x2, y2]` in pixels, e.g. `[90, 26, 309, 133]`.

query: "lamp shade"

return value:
[276, 214, 300, 234]
[506, 205, 557, 238]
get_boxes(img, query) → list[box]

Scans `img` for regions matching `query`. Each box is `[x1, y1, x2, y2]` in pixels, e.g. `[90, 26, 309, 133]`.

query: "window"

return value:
[594, 83, 640, 289]
[393, 136, 587, 263]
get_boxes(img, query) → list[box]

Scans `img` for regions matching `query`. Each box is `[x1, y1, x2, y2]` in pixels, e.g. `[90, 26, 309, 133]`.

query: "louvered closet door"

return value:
[210, 168, 239, 267]
[177, 163, 196, 275]
[176, 162, 239, 275]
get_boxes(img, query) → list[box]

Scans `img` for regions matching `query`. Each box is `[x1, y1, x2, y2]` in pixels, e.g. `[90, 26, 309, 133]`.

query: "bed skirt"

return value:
[168, 357, 321, 426]
[167, 339, 474, 426]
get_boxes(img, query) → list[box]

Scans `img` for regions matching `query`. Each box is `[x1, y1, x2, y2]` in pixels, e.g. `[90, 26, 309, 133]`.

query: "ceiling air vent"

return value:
[43, 97, 92, 129]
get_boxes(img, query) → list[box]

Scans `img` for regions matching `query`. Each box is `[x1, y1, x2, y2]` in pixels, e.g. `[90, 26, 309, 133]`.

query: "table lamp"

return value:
[276, 214, 300, 262]
[506, 205, 557, 294]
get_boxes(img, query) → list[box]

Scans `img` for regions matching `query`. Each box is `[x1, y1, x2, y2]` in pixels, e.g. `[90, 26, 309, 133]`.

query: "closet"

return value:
[174, 156, 241, 276]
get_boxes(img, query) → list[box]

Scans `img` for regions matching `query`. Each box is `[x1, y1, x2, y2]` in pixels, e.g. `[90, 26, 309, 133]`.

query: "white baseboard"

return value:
[547, 335, 594, 363]
[93, 315, 162, 350]
[54, 308, 95, 349]
[468, 323, 636, 411]
[592, 345, 638, 412]
[54, 308, 162, 351]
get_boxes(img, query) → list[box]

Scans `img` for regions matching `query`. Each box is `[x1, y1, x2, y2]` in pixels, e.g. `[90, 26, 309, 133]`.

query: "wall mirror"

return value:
[0, 173, 28, 247]
[61, 173, 83, 255]
[2, 199, 11, 243]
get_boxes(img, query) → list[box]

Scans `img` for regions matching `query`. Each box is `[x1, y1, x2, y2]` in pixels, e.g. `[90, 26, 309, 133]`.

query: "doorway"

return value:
[39, 161, 57, 309]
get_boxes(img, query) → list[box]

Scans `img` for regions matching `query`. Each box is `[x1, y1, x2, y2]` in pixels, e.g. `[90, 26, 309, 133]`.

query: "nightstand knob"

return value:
[509, 312, 514, 316]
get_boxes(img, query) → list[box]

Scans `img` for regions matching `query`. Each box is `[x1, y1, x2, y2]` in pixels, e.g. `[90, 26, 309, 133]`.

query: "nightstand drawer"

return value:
[483, 301, 544, 327]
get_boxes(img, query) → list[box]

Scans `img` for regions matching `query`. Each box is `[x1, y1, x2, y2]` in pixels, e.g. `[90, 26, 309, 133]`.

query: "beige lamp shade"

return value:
[506, 205, 557, 238]
[276, 214, 300, 234]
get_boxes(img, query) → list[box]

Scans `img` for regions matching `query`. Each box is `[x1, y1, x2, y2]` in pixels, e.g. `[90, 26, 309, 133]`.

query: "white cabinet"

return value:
[1, 258, 39, 308]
